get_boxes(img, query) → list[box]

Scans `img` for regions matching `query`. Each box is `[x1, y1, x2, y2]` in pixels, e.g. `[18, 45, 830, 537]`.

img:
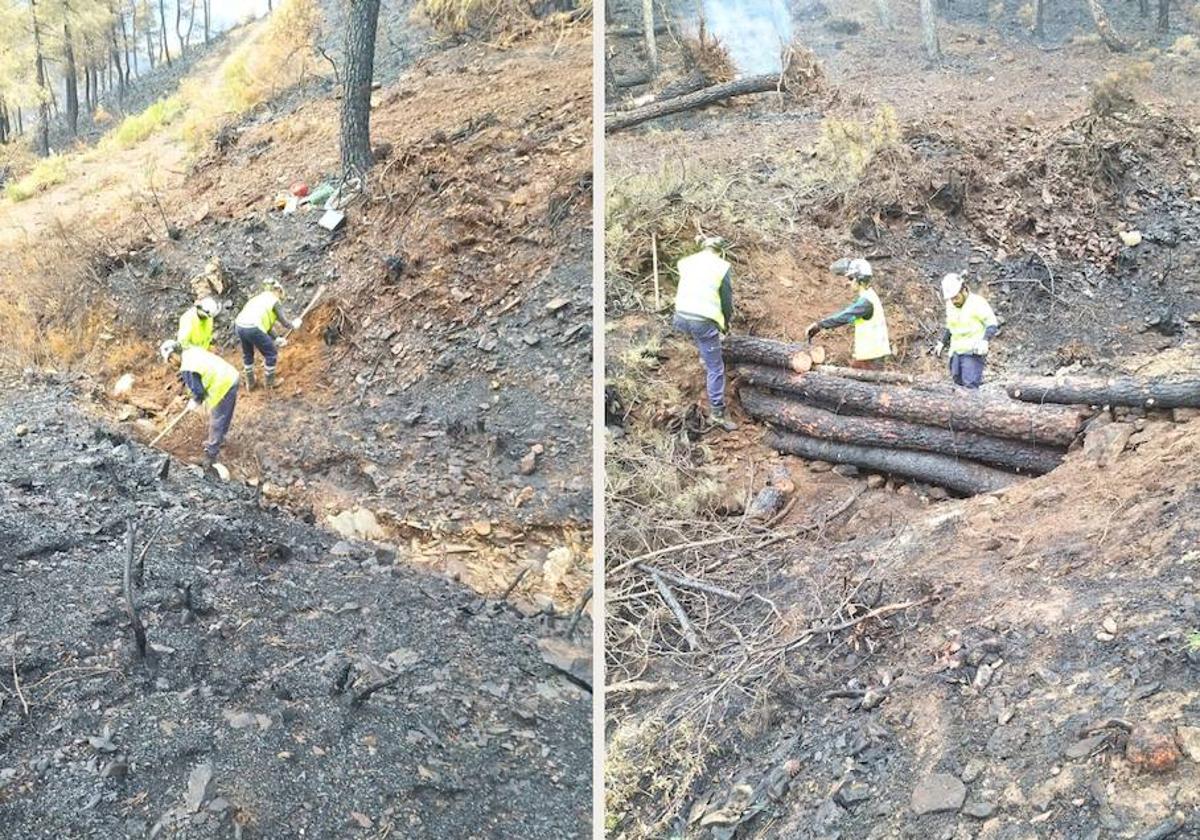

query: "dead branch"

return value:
[351, 672, 403, 706]
[640, 564, 740, 601]
[651, 571, 701, 651]
[10, 650, 29, 716]
[123, 520, 147, 661]
[567, 585, 593, 638]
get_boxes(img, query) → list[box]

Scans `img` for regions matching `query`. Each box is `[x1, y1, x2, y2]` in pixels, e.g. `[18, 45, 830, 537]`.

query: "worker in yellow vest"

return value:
[159, 341, 240, 467]
[805, 258, 891, 368]
[937, 273, 998, 389]
[176, 297, 219, 350]
[673, 235, 736, 432]
[234, 279, 301, 390]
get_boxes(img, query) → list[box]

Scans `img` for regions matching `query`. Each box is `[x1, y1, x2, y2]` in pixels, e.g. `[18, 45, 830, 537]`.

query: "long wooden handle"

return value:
[150, 406, 191, 447]
[289, 285, 326, 331]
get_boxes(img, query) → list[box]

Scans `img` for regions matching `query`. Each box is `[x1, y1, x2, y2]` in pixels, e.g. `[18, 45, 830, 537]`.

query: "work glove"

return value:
[975, 339, 989, 356]
[934, 341, 945, 358]
[186, 399, 201, 413]
[805, 323, 821, 341]
[276, 336, 289, 348]
[293, 317, 303, 330]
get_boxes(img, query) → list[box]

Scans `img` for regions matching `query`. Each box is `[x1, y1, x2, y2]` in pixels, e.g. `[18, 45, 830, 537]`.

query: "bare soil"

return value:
[605, 0, 1200, 836]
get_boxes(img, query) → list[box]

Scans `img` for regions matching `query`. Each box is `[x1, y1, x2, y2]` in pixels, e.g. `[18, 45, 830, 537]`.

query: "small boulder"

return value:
[1126, 725, 1181, 774]
[911, 773, 966, 815]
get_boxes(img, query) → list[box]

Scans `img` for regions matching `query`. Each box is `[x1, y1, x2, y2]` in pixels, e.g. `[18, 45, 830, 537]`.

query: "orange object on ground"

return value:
[290, 182, 310, 197]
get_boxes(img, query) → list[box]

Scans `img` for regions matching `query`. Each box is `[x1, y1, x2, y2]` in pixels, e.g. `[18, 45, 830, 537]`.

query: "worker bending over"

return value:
[673, 235, 736, 432]
[938, 273, 998, 389]
[160, 341, 240, 468]
[177, 297, 219, 351]
[805, 258, 891, 369]
[234, 279, 301, 390]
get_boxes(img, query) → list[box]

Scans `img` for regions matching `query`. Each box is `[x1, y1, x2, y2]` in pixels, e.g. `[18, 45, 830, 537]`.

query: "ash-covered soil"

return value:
[0, 379, 590, 838]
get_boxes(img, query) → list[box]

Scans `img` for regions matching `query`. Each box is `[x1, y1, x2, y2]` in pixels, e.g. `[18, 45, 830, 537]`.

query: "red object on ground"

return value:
[290, 182, 310, 197]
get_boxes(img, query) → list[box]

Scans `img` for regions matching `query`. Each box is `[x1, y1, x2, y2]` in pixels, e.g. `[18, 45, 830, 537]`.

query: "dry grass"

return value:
[680, 32, 736, 83]
[104, 96, 187, 150]
[1089, 61, 1152, 117]
[4, 156, 70, 202]
[180, 0, 323, 152]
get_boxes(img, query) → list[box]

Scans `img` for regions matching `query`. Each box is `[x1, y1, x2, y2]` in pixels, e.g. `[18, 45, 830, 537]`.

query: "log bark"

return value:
[814, 364, 917, 385]
[737, 365, 1086, 446]
[743, 388, 1064, 475]
[722, 335, 815, 372]
[747, 485, 788, 520]
[605, 74, 784, 134]
[1005, 375, 1200, 409]
[767, 431, 1020, 496]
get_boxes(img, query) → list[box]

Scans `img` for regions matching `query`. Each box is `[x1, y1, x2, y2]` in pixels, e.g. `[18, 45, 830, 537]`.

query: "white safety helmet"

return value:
[196, 297, 220, 317]
[159, 340, 180, 363]
[941, 273, 965, 301]
[263, 278, 284, 295]
[846, 258, 873, 280]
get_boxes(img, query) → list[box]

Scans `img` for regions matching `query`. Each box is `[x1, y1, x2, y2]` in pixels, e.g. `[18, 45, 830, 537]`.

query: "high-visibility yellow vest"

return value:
[235, 292, 279, 333]
[852, 287, 891, 361]
[176, 307, 213, 350]
[674, 249, 730, 331]
[180, 347, 239, 409]
[945, 292, 998, 355]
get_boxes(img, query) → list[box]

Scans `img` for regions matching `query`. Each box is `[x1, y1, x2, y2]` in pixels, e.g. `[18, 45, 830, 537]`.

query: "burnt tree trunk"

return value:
[1085, 0, 1130, 52]
[737, 365, 1087, 446]
[340, 0, 382, 180]
[1157, 0, 1168, 31]
[63, 15, 80, 136]
[159, 0, 172, 65]
[1033, 0, 1045, 35]
[121, 10, 133, 80]
[919, 0, 941, 61]
[767, 430, 1020, 496]
[203, 0, 210, 43]
[1005, 375, 1200, 409]
[30, 0, 50, 157]
[742, 388, 1064, 475]
[605, 74, 788, 134]
[642, 0, 658, 76]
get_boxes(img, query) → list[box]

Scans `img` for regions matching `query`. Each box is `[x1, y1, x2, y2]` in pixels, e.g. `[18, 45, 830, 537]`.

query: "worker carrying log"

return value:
[673, 235, 737, 432]
[176, 297, 220, 351]
[805, 258, 891, 369]
[159, 341, 240, 469]
[234, 279, 302, 390]
[937, 273, 998, 389]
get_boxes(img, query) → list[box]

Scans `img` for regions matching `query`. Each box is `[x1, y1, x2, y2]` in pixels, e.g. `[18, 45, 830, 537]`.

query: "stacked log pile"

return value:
[725, 336, 1092, 496]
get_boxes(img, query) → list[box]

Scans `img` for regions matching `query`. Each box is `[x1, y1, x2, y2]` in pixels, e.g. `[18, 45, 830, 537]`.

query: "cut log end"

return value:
[809, 345, 827, 365]
[791, 351, 813, 373]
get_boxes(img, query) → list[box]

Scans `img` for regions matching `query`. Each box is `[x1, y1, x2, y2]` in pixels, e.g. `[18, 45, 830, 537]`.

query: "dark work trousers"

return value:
[205, 385, 238, 460]
[673, 313, 726, 411]
[236, 325, 278, 373]
[950, 353, 986, 388]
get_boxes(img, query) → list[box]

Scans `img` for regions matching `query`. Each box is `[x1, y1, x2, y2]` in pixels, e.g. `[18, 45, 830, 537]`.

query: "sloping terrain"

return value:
[604, 0, 1200, 836]
[0, 378, 590, 837]
[0, 3, 593, 837]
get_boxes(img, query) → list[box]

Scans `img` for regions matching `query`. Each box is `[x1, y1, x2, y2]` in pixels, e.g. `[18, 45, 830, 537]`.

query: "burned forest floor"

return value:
[0, 379, 590, 838]
[0, 3, 593, 838]
[605, 0, 1200, 837]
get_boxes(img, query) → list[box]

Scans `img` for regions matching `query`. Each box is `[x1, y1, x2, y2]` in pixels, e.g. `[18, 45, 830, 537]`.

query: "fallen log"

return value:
[766, 430, 1020, 496]
[815, 365, 918, 386]
[743, 388, 1063, 475]
[605, 74, 784, 134]
[1005, 374, 1200, 409]
[737, 365, 1086, 447]
[723, 335, 818, 372]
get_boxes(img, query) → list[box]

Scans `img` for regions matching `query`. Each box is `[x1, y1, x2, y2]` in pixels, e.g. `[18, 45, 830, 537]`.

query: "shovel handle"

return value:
[280, 285, 327, 338]
[150, 406, 191, 447]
